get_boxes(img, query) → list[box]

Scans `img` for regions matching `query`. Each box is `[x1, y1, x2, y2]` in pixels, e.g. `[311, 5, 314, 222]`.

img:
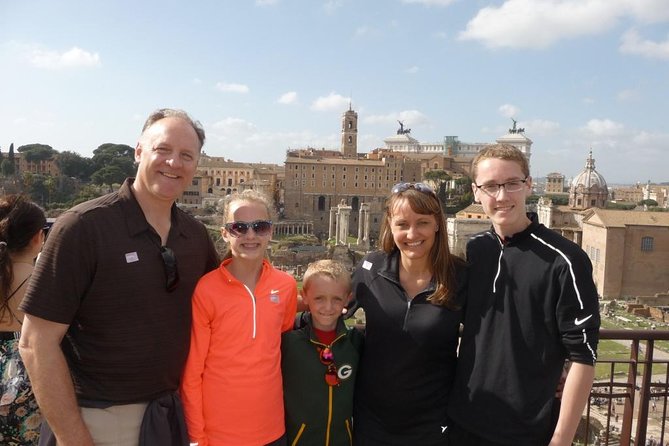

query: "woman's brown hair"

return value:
[378, 184, 458, 307]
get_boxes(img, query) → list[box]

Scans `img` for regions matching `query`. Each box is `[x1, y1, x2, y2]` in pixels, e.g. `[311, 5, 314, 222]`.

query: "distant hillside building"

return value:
[610, 183, 644, 204]
[5, 152, 60, 177]
[582, 209, 669, 299]
[610, 181, 668, 208]
[178, 154, 283, 209]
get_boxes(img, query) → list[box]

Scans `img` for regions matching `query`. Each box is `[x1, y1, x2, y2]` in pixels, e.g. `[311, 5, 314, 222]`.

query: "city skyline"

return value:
[1, 0, 668, 184]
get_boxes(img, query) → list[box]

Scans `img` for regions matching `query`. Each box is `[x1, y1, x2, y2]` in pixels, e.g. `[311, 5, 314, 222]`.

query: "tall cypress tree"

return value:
[2, 143, 16, 176]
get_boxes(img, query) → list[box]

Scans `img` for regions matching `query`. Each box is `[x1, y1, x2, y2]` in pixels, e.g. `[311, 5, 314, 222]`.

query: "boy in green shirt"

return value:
[281, 260, 363, 446]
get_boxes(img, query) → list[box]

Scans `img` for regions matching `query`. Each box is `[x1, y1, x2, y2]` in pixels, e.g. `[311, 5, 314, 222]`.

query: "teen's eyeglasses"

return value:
[391, 182, 436, 197]
[224, 220, 273, 237]
[160, 246, 180, 292]
[319, 347, 340, 386]
[474, 178, 528, 197]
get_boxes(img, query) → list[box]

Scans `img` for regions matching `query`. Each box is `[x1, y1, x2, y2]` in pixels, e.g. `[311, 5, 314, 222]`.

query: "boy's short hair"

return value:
[302, 260, 351, 294]
[470, 143, 530, 182]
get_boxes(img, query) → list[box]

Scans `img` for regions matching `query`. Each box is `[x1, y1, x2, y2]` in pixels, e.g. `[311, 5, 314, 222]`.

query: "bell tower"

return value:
[340, 104, 358, 157]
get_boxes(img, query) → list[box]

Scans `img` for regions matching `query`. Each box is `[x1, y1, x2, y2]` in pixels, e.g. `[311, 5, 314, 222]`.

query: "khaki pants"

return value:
[80, 402, 149, 446]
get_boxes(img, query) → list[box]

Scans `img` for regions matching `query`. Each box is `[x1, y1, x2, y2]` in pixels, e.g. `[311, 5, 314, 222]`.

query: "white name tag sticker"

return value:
[362, 260, 372, 270]
[125, 252, 139, 263]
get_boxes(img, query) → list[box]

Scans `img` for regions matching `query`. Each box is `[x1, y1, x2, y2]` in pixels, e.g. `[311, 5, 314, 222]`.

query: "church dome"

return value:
[568, 150, 608, 210]
[571, 151, 607, 189]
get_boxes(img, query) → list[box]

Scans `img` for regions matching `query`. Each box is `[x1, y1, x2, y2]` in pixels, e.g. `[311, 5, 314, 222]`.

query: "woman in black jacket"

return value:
[351, 182, 466, 446]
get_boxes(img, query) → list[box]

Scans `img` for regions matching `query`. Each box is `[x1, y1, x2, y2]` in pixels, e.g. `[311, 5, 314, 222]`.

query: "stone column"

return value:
[357, 206, 365, 245]
[362, 203, 370, 249]
[329, 208, 336, 239]
[337, 203, 352, 245]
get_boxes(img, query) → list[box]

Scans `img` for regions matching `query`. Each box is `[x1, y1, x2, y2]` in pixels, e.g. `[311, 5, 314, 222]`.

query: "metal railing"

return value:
[581, 329, 669, 446]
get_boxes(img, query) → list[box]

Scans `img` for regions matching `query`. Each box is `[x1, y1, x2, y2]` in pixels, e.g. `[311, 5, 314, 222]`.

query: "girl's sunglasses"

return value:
[224, 220, 273, 237]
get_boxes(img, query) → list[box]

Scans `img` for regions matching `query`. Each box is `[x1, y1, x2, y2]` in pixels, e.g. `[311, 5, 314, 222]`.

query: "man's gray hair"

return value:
[142, 108, 206, 149]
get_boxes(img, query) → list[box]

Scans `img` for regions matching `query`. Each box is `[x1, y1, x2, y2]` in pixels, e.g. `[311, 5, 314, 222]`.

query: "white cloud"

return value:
[211, 117, 257, 136]
[405, 66, 420, 74]
[323, 0, 343, 14]
[622, 0, 669, 23]
[354, 26, 371, 38]
[255, 0, 278, 5]
[582, 97, 595, 105]
[215, 82, 250, 93]
[311, 92, 351, 111]
[523, 119, 560, 136]
[277, 91, 298, 105]
[498, 104, 519, 118]
[620, 29, 669, 60]
[433, 31, 448, 39]
[616, 88, 641, 102]
[363, 110, 430, 127]
[582, 118, 625, 137]
[458, 0, 664, 49]
[401, 0, 457, 6]
[27, 46, 101, 69]
[193, 78, 202, 85]
[206, 118, 341, 162]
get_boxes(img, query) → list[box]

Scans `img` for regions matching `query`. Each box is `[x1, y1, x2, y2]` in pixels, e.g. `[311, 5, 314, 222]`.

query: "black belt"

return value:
[0, 331, 19, 341]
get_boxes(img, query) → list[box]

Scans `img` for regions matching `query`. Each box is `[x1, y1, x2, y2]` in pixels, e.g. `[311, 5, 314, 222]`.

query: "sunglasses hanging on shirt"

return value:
[319, 346, 340, 386]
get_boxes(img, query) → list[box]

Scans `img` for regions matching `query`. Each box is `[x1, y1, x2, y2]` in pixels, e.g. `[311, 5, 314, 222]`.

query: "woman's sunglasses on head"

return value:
[391, 182, 436, 197]
[224, 220, 273, 237]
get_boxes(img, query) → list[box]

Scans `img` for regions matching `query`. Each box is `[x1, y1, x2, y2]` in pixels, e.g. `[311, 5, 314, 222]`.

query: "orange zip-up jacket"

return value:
[180, 258, 298, 446]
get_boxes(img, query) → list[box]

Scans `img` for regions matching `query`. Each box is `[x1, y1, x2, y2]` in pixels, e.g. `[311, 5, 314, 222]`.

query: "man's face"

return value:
[134, 117, 200, 203]
[472, 158, 532, 238]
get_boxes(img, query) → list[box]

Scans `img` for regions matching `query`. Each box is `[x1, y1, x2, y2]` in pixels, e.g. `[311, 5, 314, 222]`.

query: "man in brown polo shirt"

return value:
[19, 109, 219, 446]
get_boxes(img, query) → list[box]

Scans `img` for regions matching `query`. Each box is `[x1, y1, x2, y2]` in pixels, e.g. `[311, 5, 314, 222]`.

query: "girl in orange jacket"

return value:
[180, 190, 297, 446]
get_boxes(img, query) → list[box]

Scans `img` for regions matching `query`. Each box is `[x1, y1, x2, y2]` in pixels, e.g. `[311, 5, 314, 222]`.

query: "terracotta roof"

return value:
[583, 209, 669, 228]
[456, 203, 487, 217]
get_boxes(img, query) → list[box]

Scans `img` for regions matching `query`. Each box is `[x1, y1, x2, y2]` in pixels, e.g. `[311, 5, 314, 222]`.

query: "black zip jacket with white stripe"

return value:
[448, 217, 600, 445]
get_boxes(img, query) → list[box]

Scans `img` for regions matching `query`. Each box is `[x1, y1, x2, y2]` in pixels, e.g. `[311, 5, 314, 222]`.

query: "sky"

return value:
[1, 0, 668, 185]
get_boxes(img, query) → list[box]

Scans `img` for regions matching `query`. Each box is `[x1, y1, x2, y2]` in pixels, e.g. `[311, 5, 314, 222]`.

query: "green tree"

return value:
[56, 151, 95, 180]
[43, 176, 56, 206]
[424, 170, 451, 206]
[423, 170, 451, 183]
[6, 143, 16, 176]
[91, 143, 134, 169]
[639, 199, 658, 207]
[91, 165, 127, 191]
[23, 173, 48, 206]
[17, 143, 58, 162]
[90, 143, 135, 185]
[546, 194, 569, 205]
[1, 159, 15, 177]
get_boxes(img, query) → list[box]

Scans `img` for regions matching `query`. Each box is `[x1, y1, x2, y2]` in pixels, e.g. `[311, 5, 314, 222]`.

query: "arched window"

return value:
[318, 196, 326, 211]
[352, 197, 360, 212]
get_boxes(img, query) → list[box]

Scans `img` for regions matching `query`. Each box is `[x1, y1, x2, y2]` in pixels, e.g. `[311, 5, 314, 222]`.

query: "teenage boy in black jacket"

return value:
[448, 144, 600, 446]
